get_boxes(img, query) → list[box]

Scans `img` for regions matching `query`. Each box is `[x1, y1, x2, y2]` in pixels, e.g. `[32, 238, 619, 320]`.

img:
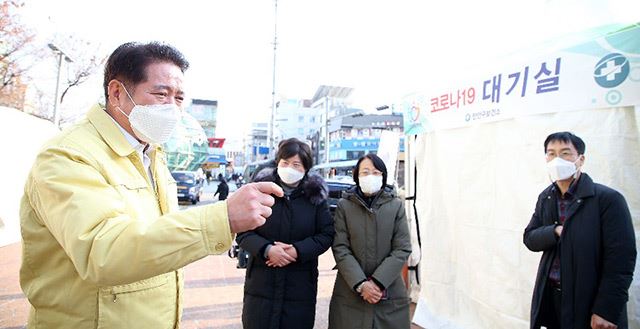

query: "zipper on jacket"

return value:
[352, 193, 377, 214]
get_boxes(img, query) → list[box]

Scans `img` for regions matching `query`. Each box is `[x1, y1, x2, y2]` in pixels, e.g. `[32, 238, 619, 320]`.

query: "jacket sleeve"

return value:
[332, 201, 367, 291]
[591, 190, 637, 323]
[292, 200, 334, 263]
[371, 202, 412, 289]
[523, 193, 558, 252]
[236, 230, 272, 259]
[24, 145, 233, 286]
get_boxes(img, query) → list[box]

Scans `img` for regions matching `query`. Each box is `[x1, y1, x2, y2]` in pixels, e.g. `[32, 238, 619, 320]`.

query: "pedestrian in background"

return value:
[524, 131, 636, 329]
[215, 173, 230, 201]
[19, 41, 282, 328]
[237, 138, 334, 329]
[196, 166, 205, 184]
[329, 153, 412, 329]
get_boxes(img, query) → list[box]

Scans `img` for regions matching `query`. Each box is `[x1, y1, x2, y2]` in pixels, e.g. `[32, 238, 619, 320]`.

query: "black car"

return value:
[325, 177, 355, 218]
[171, 170, 203, 204]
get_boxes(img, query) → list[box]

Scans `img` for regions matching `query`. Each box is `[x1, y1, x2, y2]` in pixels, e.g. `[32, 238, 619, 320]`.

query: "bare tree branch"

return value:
[0, 0, 40, 107]
[50, 35, 107, 105]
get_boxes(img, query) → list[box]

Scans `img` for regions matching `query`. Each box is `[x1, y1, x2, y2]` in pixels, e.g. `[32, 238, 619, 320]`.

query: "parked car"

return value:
[309, 161, 357, 218]
[171, 170, 203, 204]
[325, 177, 355, 218]
[310, 159, 357, 178]
[243, 159, 276, 182]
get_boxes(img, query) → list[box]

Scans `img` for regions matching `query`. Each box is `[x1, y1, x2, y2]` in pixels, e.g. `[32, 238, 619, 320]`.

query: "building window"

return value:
[298, 115, 304, 122]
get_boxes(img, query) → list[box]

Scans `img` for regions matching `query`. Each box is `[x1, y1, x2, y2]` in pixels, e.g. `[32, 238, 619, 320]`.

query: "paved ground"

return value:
[0, 182, 423, 329]
[0, 240, 337, 329]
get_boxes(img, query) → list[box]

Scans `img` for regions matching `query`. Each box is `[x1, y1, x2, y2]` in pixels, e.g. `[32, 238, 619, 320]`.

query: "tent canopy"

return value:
[402, 23, 640, 329]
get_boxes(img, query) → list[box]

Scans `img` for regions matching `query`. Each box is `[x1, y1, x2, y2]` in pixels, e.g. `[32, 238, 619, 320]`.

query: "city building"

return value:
[307, 85, 360, 164]
[244, 122, 269, 164]
[255, 85, 372, 164]
[326, 113, 404, 161]
[165, 98, 218, 172]
[224, 136, 246, 168]
[203, 137, 227, 170]
[273, 98, 317, 143]
[226, 150, 245, 167]
[185, 99, 217, 138]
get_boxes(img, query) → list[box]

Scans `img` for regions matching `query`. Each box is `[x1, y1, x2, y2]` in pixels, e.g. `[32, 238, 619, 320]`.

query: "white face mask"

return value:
[546, 156, 580, 182]
[359, 175, 383, 195]
[278, 166, 305, 185]
[118, 83, 180, 145]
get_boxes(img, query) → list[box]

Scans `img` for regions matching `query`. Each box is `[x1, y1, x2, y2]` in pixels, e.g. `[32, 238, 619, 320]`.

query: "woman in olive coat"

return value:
[329, 153, 412, 329]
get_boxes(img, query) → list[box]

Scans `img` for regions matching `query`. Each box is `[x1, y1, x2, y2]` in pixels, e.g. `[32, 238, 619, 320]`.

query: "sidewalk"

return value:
[0, 241, 332, 329]
[1, 241, 422, 329]
[1, 181, 423, 329]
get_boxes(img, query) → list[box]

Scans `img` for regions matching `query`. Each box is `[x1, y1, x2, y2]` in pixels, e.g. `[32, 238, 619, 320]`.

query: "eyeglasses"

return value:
[279, 160, 304, 170]
[545, 151, 578, 161]
[359, 169, 383, 177]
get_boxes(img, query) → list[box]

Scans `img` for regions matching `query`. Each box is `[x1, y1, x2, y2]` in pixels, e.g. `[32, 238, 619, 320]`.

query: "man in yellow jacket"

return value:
[19, 41, 283, 328]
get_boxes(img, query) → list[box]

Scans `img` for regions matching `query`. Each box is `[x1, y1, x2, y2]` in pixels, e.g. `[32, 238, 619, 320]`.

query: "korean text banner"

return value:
[401, 23, 640, 135]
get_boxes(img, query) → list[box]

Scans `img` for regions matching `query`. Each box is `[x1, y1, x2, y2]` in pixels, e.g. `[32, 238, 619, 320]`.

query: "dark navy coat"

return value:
[237, 168, 333, 329]
[524, 173, 636, 329]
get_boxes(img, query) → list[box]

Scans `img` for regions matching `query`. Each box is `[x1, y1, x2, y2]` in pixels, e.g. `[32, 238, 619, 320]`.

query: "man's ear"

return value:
[106, 80, 123, 109]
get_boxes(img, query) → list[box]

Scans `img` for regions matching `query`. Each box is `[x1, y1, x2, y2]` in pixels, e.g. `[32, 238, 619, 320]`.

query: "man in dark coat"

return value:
[214, 174, 229, 201]
[523, 132, 636, 329]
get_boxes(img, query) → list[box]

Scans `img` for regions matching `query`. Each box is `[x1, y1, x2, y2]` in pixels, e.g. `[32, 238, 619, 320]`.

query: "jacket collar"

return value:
[546, 173, 596, 200]
[572, 173, 596, 199]
[87, 104, 137, 157]
[253, 166, 328, 205]
[344, 185, 396, 208]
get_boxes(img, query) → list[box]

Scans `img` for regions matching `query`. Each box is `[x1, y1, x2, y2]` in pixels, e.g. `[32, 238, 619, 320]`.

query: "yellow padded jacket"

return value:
[20, 105, 232, 329]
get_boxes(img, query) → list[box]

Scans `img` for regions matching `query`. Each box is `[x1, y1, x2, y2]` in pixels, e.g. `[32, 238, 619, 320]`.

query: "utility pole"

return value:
[324, 96, 330, 164]
[48, 43, 73, 128]
[268, 0, 278, 156]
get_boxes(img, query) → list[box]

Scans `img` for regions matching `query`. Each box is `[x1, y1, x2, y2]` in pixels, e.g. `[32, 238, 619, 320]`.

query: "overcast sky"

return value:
[20, 0, 638, 148]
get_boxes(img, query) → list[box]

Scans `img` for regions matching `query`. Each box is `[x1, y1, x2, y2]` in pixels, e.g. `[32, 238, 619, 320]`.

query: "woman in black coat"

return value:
[236, 138, 334, 329]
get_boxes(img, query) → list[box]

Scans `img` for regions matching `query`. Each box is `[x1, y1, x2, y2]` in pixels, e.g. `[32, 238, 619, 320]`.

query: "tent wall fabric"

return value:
[411, 106, 640, 328]
[0, 107, 59, 247]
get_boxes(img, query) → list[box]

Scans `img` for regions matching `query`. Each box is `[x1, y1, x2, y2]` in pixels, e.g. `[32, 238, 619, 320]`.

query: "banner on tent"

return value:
[401, 24, 640, 135]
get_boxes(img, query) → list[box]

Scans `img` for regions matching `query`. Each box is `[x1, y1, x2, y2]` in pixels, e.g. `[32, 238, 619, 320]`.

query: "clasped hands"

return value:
[359, 280, 384, 304]
[266, 241, 297, 267]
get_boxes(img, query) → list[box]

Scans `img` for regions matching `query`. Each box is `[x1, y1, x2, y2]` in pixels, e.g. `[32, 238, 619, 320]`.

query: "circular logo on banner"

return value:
[410, 104, 420, 122]
[594, 53, 630, 88]
[605, 90, 622, 105]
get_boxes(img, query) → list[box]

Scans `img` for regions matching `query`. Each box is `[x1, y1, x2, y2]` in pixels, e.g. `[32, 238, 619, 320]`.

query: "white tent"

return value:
[402, 24, 640, 328]
[0, 107, 59, 247]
